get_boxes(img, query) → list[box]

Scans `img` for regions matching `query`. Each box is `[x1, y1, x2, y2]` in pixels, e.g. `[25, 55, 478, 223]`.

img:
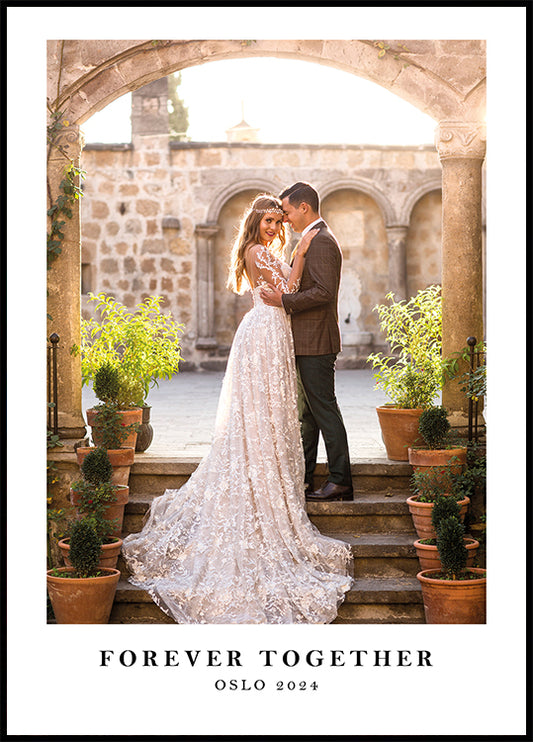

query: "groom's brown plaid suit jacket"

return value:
[281, 221, 342, 356]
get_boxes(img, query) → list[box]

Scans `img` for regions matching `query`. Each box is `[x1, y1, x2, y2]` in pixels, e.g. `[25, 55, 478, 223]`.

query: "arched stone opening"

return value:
[50, 40, 485, 127]
[213, 190, 257, 352]
[321, 188, 388, 363]
[406, 189, 443, 298]
[195, 181, 281, 363]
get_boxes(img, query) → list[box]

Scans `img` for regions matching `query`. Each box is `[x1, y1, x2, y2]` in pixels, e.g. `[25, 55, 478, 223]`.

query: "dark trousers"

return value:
[295, 353, 351, 487]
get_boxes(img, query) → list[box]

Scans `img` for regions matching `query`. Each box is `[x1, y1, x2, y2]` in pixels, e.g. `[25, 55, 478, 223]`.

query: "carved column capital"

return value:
[48, 118, 85, 161]
[195, 224, 220, 240]
[385, 224, 409, 243]
[435, 121, 486, 161]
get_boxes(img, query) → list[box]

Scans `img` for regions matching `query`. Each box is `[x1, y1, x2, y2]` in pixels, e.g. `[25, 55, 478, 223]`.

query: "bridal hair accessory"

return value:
[253, 207, 284, 214]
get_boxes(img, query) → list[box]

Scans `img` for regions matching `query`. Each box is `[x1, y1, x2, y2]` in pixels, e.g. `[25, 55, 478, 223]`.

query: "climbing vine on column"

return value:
[46, 105, 86, 270]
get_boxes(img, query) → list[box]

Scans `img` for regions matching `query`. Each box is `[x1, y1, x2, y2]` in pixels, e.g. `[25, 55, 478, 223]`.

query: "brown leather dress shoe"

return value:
[306, 481, 353, 501]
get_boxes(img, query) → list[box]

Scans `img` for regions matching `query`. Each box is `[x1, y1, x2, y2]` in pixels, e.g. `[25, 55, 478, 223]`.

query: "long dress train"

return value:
[122, 249, 353, 623]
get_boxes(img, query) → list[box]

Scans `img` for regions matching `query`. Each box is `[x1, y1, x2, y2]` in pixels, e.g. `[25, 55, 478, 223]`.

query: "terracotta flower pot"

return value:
[417, 567, 486, 624]
[47, 567, 120, 624]
[376, 405, 424, 461]
[406, 495, 470, 540]
[408, 447, 468, 489]
[408, 447, 468, 469]
[70, 485, 129, 538]
[135, 405, 154, 453]
[86, 407, 142, 449]
[76, 446, 135, 486]
[414, 537, 479, 571]
[58, 536, 123, 570]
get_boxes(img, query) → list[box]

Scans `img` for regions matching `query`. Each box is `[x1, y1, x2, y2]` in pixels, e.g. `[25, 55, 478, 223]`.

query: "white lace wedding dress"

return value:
[122, 246, 353, 623]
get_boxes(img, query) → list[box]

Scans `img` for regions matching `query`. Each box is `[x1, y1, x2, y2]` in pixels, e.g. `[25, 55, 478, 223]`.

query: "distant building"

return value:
[225, 103, 260, 142]
[80, 77, 482, 371]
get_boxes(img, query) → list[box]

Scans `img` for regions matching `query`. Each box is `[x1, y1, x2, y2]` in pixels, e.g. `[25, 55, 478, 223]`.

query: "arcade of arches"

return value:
[47, 40, 486, 441]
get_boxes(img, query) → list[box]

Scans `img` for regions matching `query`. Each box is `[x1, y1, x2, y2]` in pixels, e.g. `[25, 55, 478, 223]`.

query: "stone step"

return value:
[334, 577, 425, 624]
[116, 531, 420, 582]
[127, 457, 414, 497]
[122, 490, 417, 537]
[109, 576, 424, 625]
[307, 493, 415, 533]
[323, 532, 420, 578]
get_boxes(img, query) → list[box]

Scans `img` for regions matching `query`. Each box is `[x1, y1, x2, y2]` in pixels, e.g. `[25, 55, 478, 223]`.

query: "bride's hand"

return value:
[295, 227, 320, 257]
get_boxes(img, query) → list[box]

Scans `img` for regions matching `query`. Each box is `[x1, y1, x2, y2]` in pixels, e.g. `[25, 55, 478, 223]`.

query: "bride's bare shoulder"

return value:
[245, 243, 264, 256]
[244, 243, 267, 263]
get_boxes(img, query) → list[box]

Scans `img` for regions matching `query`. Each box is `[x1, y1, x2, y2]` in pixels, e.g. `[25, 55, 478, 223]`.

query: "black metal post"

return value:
[49, 333, 60, 435]
[467, 336, 477, 443]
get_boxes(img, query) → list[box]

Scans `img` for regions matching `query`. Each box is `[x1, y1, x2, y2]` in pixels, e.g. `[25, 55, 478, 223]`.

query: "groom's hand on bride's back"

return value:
[260, 283, 283, 306]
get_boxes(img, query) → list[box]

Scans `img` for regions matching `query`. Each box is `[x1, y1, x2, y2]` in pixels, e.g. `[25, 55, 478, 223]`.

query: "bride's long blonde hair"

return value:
[227, 194, 287, 295]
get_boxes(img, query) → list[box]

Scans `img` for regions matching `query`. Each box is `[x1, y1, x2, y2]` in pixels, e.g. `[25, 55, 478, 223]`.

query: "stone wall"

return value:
[80, 137, 444, 369]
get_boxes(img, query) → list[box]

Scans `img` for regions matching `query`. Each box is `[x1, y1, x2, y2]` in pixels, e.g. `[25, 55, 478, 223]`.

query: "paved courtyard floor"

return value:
[82, 368, 390, 461]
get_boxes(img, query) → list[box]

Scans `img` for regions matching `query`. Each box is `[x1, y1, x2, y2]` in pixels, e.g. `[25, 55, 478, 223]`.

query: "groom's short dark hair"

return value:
[279, 182, 319, 213]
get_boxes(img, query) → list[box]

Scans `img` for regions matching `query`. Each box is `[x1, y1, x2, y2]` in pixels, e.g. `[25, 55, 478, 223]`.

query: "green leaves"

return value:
[436, 516, 467, 580]
[367, 286, 444, 408]
[68, 520, 103, 578]
[418, 406, 450, 449]
[80, 293, 185, 405]
[47, 106, 86, 274]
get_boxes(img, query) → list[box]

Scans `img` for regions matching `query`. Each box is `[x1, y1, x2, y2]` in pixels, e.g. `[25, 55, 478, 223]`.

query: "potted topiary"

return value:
[47, 519, 121, 624]
[413, 495, 479, 571]
[416, 513, 486, 624]
[408, 405, 468, 481]
[75, 293, 185, 452]
[367, 285, 446, 460]
[76, 363, 137, 486]
[85, 362, 142, 452]
[58, 519, 123, 570]
[406, 464, 470, 540]
[69, 446, 129, 541]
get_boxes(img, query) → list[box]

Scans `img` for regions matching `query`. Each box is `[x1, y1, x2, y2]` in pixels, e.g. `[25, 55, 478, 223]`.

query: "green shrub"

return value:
[76, 293, 184, 406]
[92, 361, 143, 410]
[418, 406, 450, 449]
[431, 495, 461, 531]
[81, 447, 112, 485]
[410, 465, 461, 502]
[367, 285, 445, 409]
[92, 405, 138, 449]
[436, 516, 467, 579]
[69, 520, 102, 578]
[93, 362, 121, 405]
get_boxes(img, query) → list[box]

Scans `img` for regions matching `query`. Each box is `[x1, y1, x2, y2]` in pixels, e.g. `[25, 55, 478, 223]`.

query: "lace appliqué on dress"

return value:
[252, 244, 300, 293]
[122, 243, 353, 624]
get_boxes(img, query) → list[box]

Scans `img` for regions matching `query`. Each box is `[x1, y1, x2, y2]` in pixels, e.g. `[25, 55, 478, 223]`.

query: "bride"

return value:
[122, 194, 353, 623]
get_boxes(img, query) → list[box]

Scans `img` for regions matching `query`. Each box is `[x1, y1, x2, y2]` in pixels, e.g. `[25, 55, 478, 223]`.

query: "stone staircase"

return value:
[110, 458, 426, 624]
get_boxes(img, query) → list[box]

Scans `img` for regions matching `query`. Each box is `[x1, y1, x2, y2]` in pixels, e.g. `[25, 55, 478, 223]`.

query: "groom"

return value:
[260, 182, 353, 501]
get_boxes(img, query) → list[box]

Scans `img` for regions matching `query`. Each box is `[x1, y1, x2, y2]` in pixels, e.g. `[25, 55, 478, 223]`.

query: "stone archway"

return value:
[47, 39, 486, 437]
[195, 180, 280, 355]
[405, 189, 443, 298]
[321, 187, 388, 356]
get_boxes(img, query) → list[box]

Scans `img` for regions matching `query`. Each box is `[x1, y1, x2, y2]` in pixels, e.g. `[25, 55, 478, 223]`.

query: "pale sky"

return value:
[81, 57, 437, 146]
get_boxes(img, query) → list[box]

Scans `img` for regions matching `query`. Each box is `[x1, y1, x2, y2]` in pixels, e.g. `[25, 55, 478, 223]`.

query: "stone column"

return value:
[436, 120, 486, 425]
[386, 225, 409, 300]
[47, 119, 87, 441]
[195, 225, 219, 349]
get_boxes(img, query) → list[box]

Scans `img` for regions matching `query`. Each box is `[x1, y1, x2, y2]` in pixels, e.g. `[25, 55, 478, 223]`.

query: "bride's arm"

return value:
[251, 229, 319, 293]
